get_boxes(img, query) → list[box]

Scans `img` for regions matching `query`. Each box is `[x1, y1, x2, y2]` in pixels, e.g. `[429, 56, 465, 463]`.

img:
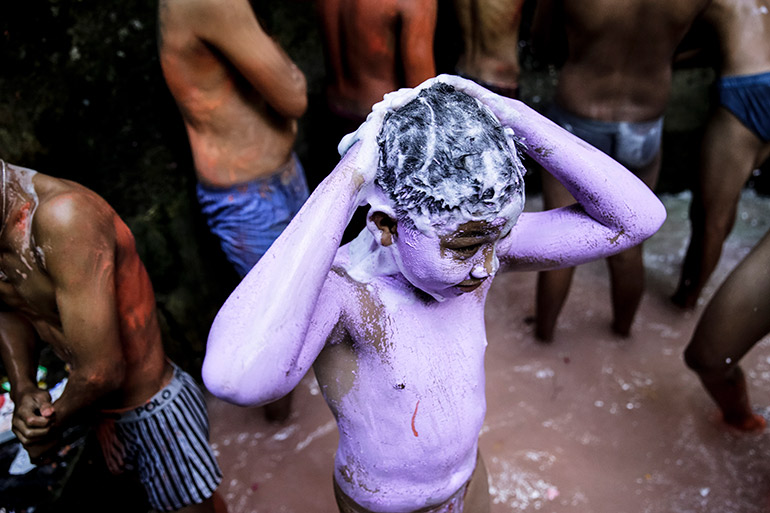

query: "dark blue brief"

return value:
[718, 72, 770, 142]
[196, 154, 309, 277]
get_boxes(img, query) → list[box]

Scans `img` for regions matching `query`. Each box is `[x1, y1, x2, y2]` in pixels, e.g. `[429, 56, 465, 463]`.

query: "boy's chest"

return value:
[344, 298, 488, 390]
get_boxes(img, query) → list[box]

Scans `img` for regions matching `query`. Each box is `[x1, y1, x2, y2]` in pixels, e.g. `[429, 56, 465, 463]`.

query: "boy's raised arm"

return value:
[439, 75, 667, 271]
[202, 143, 372, 406]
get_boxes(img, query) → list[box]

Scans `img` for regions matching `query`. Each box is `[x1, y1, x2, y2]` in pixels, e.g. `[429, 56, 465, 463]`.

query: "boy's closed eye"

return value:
[449, 243, 483, 257]
[443, 237, 489, 258]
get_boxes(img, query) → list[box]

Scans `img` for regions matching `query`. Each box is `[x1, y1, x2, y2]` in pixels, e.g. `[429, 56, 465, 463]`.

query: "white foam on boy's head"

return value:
[375, 81, 525, 234]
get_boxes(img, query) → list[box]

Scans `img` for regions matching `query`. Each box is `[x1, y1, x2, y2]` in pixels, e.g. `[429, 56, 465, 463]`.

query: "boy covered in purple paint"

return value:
[202, 76, 666, 513]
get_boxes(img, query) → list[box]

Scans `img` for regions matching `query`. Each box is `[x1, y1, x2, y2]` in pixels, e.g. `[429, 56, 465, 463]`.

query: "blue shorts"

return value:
[547, 103, 664, 171]
[719, 72, 770, 142]
[98, 364, 222, 511]
[196, 154, 309, 277]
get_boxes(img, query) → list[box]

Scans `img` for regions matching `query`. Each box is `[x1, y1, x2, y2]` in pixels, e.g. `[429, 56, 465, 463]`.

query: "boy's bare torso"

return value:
[556, 0, 710, 121]
[310, 248, 490, 510]
[0, 171, 168, 409]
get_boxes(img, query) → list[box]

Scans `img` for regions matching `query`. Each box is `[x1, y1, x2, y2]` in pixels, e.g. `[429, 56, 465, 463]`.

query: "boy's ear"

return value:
[368, 211, 397, 247]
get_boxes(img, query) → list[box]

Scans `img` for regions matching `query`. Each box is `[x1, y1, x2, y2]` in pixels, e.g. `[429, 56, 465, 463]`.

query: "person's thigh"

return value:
[698, 108, 765, 211]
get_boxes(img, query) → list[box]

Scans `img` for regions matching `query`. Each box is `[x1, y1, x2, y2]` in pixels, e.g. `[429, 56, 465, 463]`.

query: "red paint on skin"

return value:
[411, 400, 420, 437]
[15, 202, 32, 230]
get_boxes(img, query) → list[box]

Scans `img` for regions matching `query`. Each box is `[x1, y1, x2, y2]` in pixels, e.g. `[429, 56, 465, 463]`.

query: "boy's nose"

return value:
[471, 248, 499, 279]
[470, 264, 488, 279]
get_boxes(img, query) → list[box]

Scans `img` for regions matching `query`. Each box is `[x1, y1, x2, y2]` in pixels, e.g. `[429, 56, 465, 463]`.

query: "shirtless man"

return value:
[157, 0, 308, 277]
[317, 0, 437, 175]
[158, 0, 308, 420]
[673, 0, 770, 309]
[531, 0, 711, 341]
[0, 161, 222, 512]
[453, 0, 527, 99]
[202, 76, 666, 512]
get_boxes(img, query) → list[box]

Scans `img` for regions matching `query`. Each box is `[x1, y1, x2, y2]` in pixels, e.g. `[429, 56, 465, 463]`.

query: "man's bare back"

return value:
[0, 162, 224, 512]
[704, 0, 770, 76]
[319, 0, 437, 120]
[553, 0, 711, 121]
[0, 164, 168, 412]
[158, 0, 307, 186]
[453, 0, 526, 96]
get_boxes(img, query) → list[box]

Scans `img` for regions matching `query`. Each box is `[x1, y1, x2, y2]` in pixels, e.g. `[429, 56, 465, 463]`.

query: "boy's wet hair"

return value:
[376, 82, 525, 227]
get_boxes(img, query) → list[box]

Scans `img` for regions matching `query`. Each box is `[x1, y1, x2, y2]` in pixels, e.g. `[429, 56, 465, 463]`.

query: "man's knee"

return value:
[683, 340, 733, 377]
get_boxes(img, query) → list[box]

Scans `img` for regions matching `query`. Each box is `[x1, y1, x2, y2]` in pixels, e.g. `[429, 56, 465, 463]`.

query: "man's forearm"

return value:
[45, 372, 118, 433]
[0, 313, 41, 403]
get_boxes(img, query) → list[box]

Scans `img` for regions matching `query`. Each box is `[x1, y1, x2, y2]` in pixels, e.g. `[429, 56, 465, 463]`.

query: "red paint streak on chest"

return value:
[15, 202, 32, 230]
[411, 400, 420, 437]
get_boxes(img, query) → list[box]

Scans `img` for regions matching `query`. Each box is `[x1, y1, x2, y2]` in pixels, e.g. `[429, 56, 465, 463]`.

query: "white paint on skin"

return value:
[3, 166, 40, 276]
[341, 76, 526, 237]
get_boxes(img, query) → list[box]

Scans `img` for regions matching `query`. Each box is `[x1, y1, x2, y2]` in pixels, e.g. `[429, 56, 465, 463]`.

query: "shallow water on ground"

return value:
[207, 191, 770, 513]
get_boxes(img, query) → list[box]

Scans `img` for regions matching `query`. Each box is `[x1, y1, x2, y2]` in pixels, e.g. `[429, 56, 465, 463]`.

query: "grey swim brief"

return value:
[547, 103, 664, 170]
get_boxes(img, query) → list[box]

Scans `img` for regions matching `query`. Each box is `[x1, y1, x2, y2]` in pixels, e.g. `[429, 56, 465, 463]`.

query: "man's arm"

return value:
[399, 0, 437, 87]
[529, 0, 568, 68]
[439, 75, 666, 271]
[192, 0, 307, 118]
[202, 143, 373, 407]
[0, 311, 54, 454]
[318, 0, 344, 86]
[31, 196, 126, 436]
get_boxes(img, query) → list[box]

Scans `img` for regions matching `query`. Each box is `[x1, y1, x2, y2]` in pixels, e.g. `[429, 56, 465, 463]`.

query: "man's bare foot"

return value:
[611, 320, 632, 338]
[724, 410, 767, 433]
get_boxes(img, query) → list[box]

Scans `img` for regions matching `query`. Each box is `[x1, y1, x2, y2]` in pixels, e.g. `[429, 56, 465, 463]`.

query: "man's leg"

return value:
[606, 151, 661, 337]
[536, 170, 578, 342]
[606, 245, 645, 337]
[684, 230, 770, 431]
[674, 107, 767, 308]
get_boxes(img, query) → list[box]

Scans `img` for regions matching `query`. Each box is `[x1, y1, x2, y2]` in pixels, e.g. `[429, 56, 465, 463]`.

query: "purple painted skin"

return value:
[202, 75, 666, 512]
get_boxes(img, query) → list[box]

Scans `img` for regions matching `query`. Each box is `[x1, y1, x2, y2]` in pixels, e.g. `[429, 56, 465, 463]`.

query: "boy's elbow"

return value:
[641, 196, 667, 238]
[628, 196, 667, 244]
[201, 356, 281, 407]
[202, 366, 251, 406]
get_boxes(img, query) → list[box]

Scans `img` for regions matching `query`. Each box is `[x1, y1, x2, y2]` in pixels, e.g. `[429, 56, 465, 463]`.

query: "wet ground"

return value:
[207, 190, 770, 513]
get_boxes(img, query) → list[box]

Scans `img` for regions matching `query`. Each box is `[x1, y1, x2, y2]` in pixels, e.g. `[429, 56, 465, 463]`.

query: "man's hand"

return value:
[12, 388, 56, 448]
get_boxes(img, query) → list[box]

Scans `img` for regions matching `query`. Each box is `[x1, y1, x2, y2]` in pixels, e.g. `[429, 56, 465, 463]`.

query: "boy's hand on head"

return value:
[435, 75, 521, 126]
[337, 80, 440, 195]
